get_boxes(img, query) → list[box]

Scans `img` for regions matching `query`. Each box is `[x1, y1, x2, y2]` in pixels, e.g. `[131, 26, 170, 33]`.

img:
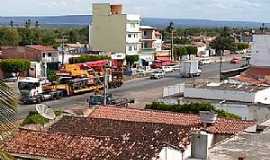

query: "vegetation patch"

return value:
[146, 102, 241, 120]
[22, 110, 63, 126]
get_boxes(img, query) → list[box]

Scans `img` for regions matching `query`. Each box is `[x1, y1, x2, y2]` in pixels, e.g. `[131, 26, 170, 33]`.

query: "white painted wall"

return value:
[158, 147, 183, 160]
[184, 87, 255, 103]
[250, 34, 270, 67]
[255, 87, 270, 104]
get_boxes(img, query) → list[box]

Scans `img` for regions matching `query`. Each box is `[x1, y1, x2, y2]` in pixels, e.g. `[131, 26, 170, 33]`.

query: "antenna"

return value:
[35, 104, 56, 120]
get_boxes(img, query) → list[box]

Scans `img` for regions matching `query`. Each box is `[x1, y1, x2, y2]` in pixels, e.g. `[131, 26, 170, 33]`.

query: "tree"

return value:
[210, 27, 236, 55]
[235, 43, 249, 51]
[210, 27, 235, 81]
[186, 46, 198, 59]
[9, 20, 14, 28]
[35, 21, 40, 28]
[126, 55, 139, 67]
[0, 28, 20, 46]
[0, 81, 17, 160]
[175, 47, 187, 60]
[0, 59, 31, 78]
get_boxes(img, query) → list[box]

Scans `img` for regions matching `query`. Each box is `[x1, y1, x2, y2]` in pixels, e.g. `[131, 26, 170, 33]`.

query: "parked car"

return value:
[231, 57, 241, 64]
[162, 66, 174, 73]
[151, 70, 165, 79]
[136, 68, 146, 76]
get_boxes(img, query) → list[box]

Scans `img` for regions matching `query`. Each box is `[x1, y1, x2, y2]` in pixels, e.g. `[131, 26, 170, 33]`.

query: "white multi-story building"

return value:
[126, 15, 141, 56]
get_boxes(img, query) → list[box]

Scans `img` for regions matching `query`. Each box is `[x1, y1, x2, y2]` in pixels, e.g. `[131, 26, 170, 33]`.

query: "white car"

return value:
[151, 70, 165, 79]
[162, 66, 174, 73]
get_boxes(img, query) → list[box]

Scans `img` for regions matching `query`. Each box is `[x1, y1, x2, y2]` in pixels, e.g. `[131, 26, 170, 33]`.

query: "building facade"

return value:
[90, 3, 141, 56]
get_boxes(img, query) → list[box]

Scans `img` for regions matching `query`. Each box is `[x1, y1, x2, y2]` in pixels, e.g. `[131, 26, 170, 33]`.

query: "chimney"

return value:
[191, 132, 209, 160]
[200, 111, 217, 127]
[110, 4, 122, 15]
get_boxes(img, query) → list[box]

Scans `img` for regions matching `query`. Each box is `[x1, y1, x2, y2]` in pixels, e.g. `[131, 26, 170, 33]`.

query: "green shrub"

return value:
[22, 111, 49, 126]
[146, 102, 241, 120]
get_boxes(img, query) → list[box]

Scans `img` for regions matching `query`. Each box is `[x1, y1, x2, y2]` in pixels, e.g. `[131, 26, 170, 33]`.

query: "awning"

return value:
[156, 57, 171, 61]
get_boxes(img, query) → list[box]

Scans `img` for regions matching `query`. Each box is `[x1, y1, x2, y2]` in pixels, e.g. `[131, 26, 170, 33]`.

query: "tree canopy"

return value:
[126, 55, 139, 67]
[210, 27, 236, 54]
[0, 59, 31, 77]
[0, 27, 89, 47]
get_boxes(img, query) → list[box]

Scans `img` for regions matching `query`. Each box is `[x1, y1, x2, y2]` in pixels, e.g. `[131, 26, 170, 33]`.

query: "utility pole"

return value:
[219, 50, 223, 82]
[103, 66, 109, 106]
[55, 36, 67, 65]
[171, 30, 174, 61]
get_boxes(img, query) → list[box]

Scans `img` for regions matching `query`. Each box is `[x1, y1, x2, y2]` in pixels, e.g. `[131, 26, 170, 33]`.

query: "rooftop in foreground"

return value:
[209, 126, 270, 160]
[3, 107, 255, 160]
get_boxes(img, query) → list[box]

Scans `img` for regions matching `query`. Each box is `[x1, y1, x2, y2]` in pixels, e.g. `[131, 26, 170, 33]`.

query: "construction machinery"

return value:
[19, 60, 124, 104]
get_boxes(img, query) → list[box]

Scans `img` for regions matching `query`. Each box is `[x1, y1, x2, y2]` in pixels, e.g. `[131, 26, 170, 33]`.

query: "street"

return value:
[17, 62, 242, 119]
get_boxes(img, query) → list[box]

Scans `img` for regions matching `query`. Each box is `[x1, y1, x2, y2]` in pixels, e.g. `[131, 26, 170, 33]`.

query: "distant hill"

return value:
[0, 15, 268, 28]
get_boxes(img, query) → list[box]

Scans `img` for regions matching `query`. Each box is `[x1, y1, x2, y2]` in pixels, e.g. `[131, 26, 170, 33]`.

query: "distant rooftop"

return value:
[188, 81, 268, 93]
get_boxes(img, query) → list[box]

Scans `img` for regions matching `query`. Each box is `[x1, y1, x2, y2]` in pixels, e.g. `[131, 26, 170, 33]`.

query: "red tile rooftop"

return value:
[26, 45, 56, 52]
[3, 108, 255, 160]
[90, 107, 255, 135]
[4, 129, 166, 160]
[234, 67, 270, 85]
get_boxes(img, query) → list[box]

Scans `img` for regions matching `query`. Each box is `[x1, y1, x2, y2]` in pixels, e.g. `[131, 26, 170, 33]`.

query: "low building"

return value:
[58, 43, 88, 64]
[184, 82, 270, 104]
[4, 107, 254, 160]
[0, 45, 59, 77]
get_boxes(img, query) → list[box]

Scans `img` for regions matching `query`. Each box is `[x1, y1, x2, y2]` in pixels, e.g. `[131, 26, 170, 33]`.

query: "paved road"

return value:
[17, 62, 242, 119]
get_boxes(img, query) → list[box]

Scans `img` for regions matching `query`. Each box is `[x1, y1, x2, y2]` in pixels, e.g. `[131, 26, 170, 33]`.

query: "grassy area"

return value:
[22, 110, 63, 126]
[146, 102, 241, 120]
[22, 111, 49, 126]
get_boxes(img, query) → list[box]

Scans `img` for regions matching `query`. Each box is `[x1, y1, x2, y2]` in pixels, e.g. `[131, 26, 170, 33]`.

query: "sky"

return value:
[0, 0, 269, 22]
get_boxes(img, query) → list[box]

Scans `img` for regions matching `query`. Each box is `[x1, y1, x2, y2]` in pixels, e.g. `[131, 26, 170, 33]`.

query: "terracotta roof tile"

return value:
[4, 129, 165, 160]
[236, 67, 270, 85]
[26, 45, 56, 52]
[90, 107, 255, 135]
[4, 108, 255, 159]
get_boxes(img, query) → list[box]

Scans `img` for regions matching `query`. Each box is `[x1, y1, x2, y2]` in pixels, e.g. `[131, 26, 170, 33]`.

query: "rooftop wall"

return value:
[184, 87, 255, 103]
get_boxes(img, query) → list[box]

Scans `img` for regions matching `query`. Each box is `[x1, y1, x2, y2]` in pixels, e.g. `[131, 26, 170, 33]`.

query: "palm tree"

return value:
[0, 80, 17, 160]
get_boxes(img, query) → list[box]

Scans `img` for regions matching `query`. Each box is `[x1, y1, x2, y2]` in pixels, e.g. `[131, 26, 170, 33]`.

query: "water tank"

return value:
[111, 5, 122, 15]
[199, 111, 217, 124]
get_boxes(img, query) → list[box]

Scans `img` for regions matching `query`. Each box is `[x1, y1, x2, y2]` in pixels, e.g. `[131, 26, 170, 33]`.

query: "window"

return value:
[134, 45, 137, 51]
[43, 53, 46, 57]
[144, 31, 147, 36]
[134, 34, 137, 38]
[130, 23, 136, 28]
[48, 53, 52, 57]
[129, 46, 132, 51]
[128, 34, 132, 38]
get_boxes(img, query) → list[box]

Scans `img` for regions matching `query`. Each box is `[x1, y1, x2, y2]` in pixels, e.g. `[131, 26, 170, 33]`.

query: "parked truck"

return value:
[181, 60, 201, 78]
[19, 60, 124, 104]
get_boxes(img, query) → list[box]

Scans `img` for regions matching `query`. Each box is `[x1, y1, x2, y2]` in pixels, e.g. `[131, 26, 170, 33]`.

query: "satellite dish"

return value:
[35, 104, 56, 120]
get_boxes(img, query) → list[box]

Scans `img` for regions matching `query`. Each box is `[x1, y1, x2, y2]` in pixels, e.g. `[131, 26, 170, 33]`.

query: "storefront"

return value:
[111, 52, 125, 67]
[155, 50, 171, 61]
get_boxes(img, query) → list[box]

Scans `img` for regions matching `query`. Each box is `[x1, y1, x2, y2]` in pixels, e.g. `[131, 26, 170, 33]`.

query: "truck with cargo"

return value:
[181, 60, 201, 78]
[19, 60, 123, 104]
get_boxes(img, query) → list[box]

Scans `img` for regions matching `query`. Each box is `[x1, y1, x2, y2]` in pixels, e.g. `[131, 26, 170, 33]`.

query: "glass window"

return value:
[134, 45, 137, 51]
[128, 34, 132, 38]
[129, 46, 132, 51]
[43, 53, 46, 57]
[48, 53, 52, 57]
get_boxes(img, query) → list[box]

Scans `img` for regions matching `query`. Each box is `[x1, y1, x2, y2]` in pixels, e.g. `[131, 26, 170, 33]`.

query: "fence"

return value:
[163, 83, 185, 97]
